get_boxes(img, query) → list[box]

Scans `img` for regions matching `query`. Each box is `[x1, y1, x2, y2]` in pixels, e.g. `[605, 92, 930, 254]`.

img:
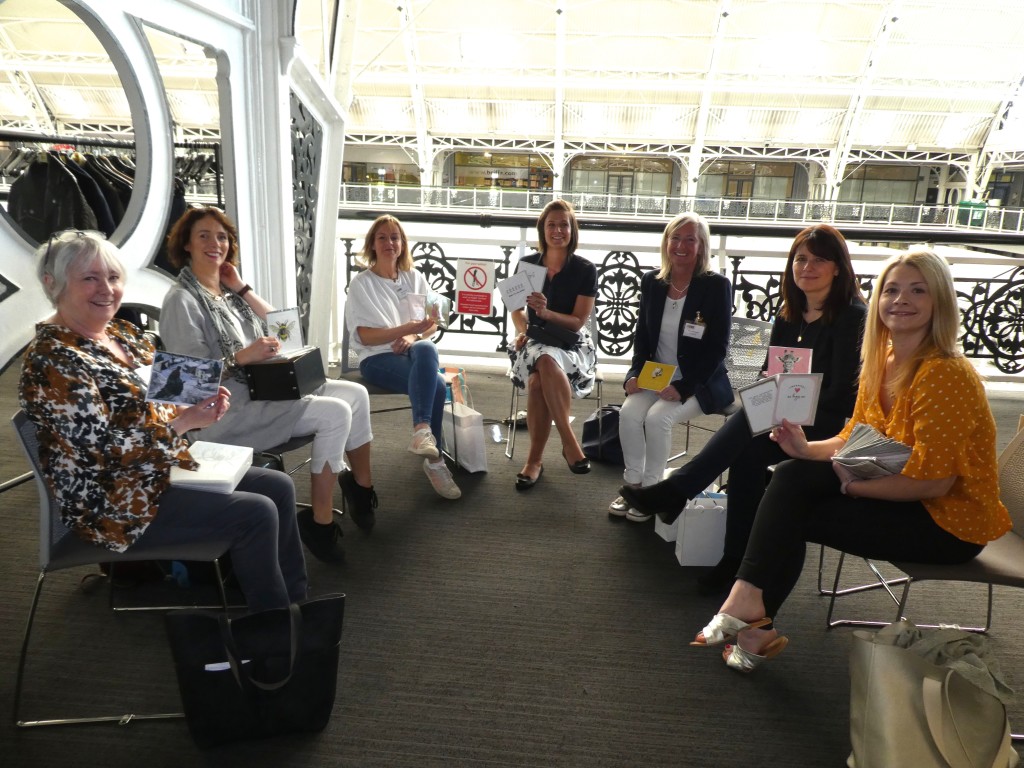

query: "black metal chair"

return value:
[11, 410, 230, 728]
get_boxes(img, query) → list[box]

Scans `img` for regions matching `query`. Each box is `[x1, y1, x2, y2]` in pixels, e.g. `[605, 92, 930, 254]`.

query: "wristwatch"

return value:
[223, 350, 238, 372]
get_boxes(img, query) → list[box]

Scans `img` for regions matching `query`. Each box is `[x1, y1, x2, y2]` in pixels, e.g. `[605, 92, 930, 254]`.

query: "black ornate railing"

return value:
[289, 91, 322, 341]
[336, 238, 1024, 376]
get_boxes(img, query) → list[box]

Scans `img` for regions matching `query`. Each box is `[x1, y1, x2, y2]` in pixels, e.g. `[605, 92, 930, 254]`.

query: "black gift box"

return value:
[244, 347, 326, 400]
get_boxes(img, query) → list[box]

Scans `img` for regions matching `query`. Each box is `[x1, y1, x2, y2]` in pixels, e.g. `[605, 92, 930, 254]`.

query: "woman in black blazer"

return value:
[610, 212, 733, 519]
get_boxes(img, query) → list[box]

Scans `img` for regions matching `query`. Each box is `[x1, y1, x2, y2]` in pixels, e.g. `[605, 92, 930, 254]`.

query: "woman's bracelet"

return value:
[237, 284, 252, 299]
[840, 479, 856, 497]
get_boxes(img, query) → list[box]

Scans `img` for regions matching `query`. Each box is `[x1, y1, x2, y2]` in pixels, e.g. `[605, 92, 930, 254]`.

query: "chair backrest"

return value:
[11, 410, 70, 570]
[725, 317, 773, 390]
[998, 426, 1024, 529]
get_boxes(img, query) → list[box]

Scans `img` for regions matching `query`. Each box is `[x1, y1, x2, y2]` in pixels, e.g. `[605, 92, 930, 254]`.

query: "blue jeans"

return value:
[359, 341, 447, 445]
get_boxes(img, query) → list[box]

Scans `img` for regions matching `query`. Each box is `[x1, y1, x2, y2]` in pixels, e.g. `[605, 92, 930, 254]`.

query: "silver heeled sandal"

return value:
[723, 635, 789, 673]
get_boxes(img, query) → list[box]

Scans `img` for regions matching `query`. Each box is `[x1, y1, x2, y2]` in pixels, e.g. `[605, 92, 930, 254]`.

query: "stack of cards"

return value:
[832, 423, 912, 479]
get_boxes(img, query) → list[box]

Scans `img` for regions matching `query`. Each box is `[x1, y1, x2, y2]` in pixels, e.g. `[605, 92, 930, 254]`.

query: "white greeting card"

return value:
[265, 307, 304, 354]
[496, 272, 534, 311]
[738, 373, 822, 435]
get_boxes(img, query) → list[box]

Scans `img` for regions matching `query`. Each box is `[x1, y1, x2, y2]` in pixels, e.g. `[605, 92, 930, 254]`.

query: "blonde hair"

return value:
[861, 249, 962, 398]
[655, 212, 711, 282]
[359, 214, 413, 272]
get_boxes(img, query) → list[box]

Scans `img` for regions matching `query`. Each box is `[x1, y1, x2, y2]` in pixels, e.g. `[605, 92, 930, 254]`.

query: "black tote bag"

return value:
[581, 404, 624, 465]
[165, 593, 345, 748]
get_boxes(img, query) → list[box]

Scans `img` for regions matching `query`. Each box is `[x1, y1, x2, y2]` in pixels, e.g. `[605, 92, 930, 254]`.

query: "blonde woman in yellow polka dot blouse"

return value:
[689, 249, 1011, 674]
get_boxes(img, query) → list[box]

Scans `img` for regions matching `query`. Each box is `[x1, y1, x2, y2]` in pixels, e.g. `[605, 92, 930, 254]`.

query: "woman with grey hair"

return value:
[609, 212, 733, 515]
[18, 230, 307, 612]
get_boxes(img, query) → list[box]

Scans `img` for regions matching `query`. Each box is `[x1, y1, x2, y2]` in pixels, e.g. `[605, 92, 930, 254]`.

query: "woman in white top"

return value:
[611, 213, 733, 513]
[345, 214, 461, 500]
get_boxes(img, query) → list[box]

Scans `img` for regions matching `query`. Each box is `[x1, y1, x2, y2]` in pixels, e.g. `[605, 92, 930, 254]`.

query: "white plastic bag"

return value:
[443, 401, 488, 473]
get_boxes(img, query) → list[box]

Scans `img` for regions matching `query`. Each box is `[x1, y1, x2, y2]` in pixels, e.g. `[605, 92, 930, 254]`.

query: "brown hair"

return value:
[536, 199, 580, 256]
[165, 207, 239, 270]
[358, 214, 413, 272]
[778, 224, 863, 324]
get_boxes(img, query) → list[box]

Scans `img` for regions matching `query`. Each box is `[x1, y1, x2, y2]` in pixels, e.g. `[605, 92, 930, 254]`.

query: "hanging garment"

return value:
[8, 157, 98, 242]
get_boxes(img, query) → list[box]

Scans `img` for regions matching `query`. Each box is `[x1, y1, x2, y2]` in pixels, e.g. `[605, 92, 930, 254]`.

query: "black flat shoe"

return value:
[515, 465, 544, 491]
[562, 451, 591, 475]
[619, 485, 683, 522]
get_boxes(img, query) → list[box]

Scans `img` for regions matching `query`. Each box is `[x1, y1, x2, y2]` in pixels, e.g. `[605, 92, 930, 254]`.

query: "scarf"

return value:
[176, 266, 266, 383]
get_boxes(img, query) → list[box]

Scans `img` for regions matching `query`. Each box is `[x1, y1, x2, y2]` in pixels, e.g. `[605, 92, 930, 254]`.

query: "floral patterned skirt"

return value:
[508, 330, 597, 399]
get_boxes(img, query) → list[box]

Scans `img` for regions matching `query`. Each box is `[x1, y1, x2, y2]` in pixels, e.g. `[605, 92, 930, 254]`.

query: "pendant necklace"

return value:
[668, 281, 690, 309]
[797, 320, 807, 343]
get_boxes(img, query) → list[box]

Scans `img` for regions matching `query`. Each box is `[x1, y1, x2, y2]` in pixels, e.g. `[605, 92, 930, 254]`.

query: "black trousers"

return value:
[737, 459, 983, 618]
[651, 409, 843, 560]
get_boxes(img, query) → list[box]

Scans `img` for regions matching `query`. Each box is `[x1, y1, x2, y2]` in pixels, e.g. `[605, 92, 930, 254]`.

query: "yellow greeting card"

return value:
[637, 360, 678, 391]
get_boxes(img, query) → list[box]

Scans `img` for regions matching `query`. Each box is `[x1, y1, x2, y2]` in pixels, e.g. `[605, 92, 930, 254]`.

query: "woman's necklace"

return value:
[667, 281, 690, 309]
[797, 306, 823, 342]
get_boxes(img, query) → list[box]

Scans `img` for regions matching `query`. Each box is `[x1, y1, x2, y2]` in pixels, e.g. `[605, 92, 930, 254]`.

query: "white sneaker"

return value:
[408, 428, 440, 459]
[625, 508, 653, 523]
[608, 496, 630, 516]
[423, 459, 461, 499]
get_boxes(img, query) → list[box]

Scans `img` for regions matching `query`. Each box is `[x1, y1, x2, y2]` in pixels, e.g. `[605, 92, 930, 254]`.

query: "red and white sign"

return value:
[456, 260, 494, 315]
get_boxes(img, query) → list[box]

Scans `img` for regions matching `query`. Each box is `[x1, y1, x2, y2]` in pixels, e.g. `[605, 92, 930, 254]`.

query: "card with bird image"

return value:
[143, 350, 223, 406]
[265, 307, 305, 354]
[637, 360, 679, 391]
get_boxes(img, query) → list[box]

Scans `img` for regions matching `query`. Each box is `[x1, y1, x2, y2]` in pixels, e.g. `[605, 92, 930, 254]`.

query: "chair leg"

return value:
[894, 579, 993, 634]
[15, 569, 185, 728]
[109, 556, 235, 613]
[505, 384, 519, 459]
[825, 553, 907, 630]
[818, 544, 909, 597]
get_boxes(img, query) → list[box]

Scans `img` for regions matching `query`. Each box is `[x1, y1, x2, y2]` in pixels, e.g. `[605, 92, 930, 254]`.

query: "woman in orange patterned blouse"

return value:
[19, 230, 307, 611]
[690, 249, 1011, 673]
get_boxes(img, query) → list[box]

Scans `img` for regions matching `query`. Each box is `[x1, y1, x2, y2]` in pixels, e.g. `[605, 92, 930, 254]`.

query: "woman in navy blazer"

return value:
[610, 212, 733, 519]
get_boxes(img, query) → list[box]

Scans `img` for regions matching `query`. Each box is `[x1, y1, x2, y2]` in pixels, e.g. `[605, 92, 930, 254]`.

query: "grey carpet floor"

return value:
[0, 361, 1022, 767]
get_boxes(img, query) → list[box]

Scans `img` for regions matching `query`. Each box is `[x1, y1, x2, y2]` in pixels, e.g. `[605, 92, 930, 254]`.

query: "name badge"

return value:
[683, 322, 705, 340]
[393, 283, 409, 300]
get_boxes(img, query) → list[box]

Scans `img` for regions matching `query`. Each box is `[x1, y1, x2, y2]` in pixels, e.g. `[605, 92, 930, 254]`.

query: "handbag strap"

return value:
[218, 603, 302, 692]
[923, 671, 1017, 768]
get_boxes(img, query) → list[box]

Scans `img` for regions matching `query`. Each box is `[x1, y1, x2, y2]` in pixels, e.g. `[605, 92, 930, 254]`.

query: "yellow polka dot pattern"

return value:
[838, 356, 1011, 545]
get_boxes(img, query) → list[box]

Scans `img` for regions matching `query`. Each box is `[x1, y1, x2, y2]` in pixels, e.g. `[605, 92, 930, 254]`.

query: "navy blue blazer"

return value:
[625, 269, 733, 414]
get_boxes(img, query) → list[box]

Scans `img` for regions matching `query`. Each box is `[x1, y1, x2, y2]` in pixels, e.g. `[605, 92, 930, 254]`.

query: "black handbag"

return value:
[525, 322, 581, 350]
[244, 347, 326, 400]
[164, 593, 345, 747]
[581, 404, 624, 465]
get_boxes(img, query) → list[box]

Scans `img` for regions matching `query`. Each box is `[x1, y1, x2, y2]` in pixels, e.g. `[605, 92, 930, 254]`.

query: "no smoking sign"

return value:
[456, 260, 494, 315]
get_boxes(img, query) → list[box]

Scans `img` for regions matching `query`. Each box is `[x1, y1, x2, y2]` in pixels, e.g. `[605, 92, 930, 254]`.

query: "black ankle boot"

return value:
[339, 470, 378, 532]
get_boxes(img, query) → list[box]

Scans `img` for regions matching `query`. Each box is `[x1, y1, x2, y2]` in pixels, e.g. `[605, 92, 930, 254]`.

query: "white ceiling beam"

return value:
[396, 3, 432, 178]
[970, 73, 1024, 196]
[827, 2, 901, 199]
[686, 0, 730, 195]
[330, 0, 359, 115]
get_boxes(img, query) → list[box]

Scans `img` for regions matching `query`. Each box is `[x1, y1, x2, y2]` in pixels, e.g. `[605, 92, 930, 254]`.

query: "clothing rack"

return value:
[0, 130, 223, 208]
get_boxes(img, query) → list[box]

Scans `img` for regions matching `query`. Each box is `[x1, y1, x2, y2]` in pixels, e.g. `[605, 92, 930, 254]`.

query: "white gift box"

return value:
[673, 495, 726, 567]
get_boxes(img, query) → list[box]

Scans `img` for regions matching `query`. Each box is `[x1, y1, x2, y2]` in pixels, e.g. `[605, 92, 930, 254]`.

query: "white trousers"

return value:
[291, 379, 373, 474]
[619, 389, 704, 487]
